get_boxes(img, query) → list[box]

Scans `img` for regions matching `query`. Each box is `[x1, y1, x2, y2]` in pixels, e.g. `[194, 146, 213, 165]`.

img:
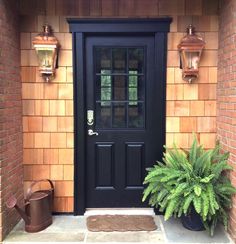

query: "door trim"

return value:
[67, 18, 172, 215]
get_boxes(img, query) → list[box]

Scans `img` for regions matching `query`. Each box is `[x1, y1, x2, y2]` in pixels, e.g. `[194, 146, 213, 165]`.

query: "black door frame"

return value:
[67, 18, 172, 215]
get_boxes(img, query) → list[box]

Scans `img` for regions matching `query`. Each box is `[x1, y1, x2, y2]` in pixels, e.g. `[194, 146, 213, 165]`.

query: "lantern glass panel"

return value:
[36, 47, 55, 70]
[183, 51, 200, 70]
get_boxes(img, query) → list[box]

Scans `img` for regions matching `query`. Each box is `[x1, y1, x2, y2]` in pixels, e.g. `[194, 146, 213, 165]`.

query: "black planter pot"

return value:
[181, 208, 205, 231]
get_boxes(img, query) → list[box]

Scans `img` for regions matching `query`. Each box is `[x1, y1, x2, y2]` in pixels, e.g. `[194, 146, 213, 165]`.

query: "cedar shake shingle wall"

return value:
[218, 0, 236, 241]
[0, 0, 23, 241]
[20, 0, 219, 212]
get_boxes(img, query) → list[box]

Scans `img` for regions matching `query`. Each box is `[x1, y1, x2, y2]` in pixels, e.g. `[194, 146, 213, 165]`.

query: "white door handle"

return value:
[88, 129, 99, 136]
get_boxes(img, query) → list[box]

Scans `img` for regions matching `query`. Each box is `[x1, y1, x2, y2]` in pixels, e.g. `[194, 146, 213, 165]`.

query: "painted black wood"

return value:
[73, 32, 86, 215]
[68, 18, 172, 33]
[86, 36, 154, 208]
[68, 18, 171, 215]
[154, 32, 168, 215]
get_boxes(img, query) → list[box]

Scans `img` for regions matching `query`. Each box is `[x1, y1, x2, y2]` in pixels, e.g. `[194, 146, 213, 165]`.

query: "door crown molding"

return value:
[67, 18, 172, 33]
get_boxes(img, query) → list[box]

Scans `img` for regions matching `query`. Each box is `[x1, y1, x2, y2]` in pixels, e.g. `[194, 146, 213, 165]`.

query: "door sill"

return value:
[84, 208, 155, 216]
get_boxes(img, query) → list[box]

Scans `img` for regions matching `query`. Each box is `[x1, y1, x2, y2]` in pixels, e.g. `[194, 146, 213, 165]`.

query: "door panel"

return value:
[86, 36, 160, 208]
[95, 143, 114, 188]
[125, 143, 144, 187]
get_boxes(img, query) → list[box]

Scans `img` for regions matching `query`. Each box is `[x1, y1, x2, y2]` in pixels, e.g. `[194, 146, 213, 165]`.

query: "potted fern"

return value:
[142, 136, 236, 236]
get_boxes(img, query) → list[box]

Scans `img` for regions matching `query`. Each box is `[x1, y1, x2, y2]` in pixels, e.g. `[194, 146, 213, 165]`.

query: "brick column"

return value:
[218, 0, 236, 241]
[0, 0, 23, 241]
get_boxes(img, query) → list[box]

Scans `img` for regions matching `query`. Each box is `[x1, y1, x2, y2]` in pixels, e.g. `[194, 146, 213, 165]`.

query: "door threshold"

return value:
[84, 208, 155, 216]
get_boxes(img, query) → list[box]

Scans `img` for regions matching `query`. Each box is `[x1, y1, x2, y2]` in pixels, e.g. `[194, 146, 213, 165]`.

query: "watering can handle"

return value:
[26, 179, 54, 201]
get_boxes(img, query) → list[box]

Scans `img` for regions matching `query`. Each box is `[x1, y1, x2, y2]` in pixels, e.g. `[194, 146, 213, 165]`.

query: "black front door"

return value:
[68, 18, 171, 214]
[85, 36, 164, 207]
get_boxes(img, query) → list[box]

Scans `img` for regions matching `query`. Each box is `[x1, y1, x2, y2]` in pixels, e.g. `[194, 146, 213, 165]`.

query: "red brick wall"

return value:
[0, 0, 23, 241]
[218, 0, 236, 241]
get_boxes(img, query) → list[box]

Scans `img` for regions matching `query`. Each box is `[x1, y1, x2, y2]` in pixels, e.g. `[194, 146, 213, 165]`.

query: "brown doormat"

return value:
[87, 215, 157, 232]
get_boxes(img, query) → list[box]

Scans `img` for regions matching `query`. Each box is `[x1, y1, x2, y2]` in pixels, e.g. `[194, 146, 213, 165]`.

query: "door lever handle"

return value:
[88, 129, 99, 136]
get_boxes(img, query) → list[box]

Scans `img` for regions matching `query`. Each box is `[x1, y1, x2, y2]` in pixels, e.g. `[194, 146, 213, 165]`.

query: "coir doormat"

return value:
[87, 215, 157, 232]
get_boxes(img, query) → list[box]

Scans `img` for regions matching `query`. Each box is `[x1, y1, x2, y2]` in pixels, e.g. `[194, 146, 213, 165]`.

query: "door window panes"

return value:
[128, 103, 144, 128]
[96, 75, 112, 105]
[96, 48, 111, 74]
[101, 88, 111, 101]
[113, 48, 126, 73]
[113, 102, 126, 128]
[95, 47, 145, 129]
[96, 102, 111, 128]
[128, 48, 144, 74]
[114, 76, 126, 101]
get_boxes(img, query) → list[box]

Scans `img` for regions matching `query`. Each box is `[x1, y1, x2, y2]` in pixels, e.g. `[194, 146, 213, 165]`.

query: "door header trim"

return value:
[67, 18, 172, 33]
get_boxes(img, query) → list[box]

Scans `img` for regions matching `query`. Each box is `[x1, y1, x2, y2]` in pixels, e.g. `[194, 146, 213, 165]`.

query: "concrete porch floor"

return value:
[3, 215, 233, 244]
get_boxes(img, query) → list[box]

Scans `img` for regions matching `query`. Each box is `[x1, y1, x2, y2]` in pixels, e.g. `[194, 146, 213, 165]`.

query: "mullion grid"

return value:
[96, 46, 145, 129]
[111, 47, 128, 128]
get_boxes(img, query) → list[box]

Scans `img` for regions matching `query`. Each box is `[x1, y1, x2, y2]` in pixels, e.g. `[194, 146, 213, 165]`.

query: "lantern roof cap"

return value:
[32, 24, 59, 46]
[178, 24, 205, 50]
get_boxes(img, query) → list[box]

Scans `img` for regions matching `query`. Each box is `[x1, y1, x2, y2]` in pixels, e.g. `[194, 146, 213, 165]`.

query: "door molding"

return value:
[67, 18, 172, 215]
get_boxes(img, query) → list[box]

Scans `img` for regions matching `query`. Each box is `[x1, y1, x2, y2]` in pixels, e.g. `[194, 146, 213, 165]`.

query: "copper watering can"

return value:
[6, 179, 54, 233]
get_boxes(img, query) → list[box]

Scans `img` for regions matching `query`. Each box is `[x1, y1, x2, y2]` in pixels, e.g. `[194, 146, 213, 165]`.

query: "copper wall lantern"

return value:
[178, 25, 205, 83]
[32, 25, 59, 82]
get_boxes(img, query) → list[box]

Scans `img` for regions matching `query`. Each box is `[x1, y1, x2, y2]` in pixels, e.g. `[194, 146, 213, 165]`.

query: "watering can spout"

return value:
[6, 196, 30, 224]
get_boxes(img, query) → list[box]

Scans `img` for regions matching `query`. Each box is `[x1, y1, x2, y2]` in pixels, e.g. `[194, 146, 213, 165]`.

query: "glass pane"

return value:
[114, 75, 125, 87]
[95, 48, 111, 74]
[112, 48, 126, 73]
[96, 75, 112, 100]
[36, 49, 54, 69]
[129, 88, 137, 101]
[96, 102, 111, 128]
[128, 103, 144, 128]
[114, 76, 126, 101]
[128, 72, 138, 86]
[101, 70, 111, 76]
[101, 88, 111, 101]
[100, 75, 111, 87]
[128, 75, 144, 101]
[114, 88, 125, 100]
[128, 48, 144, 74]
[184, 51, 200, 70]
[113, 102, 126, 128]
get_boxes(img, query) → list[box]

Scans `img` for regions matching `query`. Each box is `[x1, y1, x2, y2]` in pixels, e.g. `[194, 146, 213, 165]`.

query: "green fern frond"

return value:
[200, 174, 215, 183]
[201, 191, 209, 218]
[219, 208, 228, 230]
[157, 188, 169, 202]
[143, 168, 163, 182]
[194, 150, 212, 176]
[193, 195, 201, 214]
[160, 171, 183, 182]
[211, 161, 232, 181]
[217, 184, 236, 195]
[183, 194, 194, 214]
[168, 182, 188, 199]
[206, 184, 217, 214]
[194, 185, 202, 196]
[142, 183, 154, 202]
[164, 198, 179, 220]
[189, 135, 198, 165]
[159, 195, 169, 211]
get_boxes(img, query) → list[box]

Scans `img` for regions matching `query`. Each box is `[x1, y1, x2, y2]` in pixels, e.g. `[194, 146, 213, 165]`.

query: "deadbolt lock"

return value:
[87, 110, 94, 125]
